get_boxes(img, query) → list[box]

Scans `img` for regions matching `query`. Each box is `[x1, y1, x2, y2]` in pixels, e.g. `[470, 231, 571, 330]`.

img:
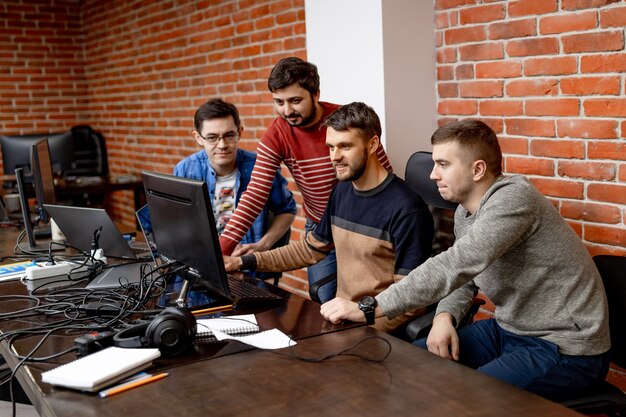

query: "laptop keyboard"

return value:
[227, 276, 282, 301]
[130, 247, 151, 257]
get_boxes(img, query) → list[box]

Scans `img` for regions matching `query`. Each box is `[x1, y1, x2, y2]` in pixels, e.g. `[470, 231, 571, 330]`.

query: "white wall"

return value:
[304, 0, 387, 144]
[382, 1, 437, 173]
[305, 0, 437, 175]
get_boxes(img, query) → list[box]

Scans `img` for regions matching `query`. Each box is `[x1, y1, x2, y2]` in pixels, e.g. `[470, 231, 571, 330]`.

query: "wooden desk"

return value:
[12, 326, 580, 417]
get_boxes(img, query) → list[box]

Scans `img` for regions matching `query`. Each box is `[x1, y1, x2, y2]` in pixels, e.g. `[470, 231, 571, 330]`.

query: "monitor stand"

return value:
[158, 272, 230, 310]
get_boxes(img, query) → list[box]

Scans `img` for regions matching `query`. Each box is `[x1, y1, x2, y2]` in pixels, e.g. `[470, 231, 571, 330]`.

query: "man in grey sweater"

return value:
[321, 119, 610, 400]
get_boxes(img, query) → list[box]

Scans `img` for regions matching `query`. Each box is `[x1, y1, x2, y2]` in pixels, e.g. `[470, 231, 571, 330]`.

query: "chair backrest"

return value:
[66, 125, 108, 177]
[404, 151, 458, 210]
[594, 255, 626, 368]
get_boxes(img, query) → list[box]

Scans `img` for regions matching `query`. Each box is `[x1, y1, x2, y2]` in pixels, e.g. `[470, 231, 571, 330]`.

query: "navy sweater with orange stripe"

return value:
[245, 172, 434, 332]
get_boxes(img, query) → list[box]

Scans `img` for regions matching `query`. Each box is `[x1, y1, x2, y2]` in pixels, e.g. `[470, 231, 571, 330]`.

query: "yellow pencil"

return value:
[191, 304, 234, 316]
[99, 372, 169, 398]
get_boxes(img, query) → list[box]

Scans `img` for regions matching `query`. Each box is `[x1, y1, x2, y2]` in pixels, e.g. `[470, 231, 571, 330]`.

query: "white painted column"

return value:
[305, 0, 437, 176]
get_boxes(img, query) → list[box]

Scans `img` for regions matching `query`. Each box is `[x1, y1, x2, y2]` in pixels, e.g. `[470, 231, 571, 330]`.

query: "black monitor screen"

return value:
[0, 132, 74, 176]
[142, 171, 229, 297]
[30, 139, 57, 223]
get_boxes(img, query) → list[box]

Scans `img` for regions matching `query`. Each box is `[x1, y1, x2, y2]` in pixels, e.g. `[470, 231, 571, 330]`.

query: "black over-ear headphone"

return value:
[113, 307, 197, 357]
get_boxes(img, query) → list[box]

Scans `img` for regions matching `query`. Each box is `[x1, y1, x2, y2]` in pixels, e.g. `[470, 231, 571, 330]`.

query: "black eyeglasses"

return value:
[198, 131, 239, 144]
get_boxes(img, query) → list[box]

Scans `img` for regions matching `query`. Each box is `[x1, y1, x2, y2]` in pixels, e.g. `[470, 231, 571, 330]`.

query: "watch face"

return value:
[359, 296, 376, 309]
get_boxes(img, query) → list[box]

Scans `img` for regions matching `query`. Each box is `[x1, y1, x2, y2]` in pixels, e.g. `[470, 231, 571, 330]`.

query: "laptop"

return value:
[43, 204, 151, 260]
[85, 205, 157, 290]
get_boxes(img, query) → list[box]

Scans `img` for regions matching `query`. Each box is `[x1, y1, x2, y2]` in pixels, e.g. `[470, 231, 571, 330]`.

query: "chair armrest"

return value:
[309, 272, 337, 304]
[404, 297, 486, 342]
[458, 297, 486, 328]
[405, 310, 436, 341]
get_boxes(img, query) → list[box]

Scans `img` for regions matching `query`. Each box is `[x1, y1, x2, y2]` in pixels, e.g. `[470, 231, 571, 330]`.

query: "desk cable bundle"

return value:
[0, 262, 174, 416]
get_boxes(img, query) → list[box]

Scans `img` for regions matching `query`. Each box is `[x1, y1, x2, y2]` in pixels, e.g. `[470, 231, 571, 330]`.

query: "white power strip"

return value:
[24, 262, 87, 281]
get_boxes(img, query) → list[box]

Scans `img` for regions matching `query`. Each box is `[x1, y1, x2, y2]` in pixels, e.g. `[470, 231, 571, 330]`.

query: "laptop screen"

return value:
[135, 204, 159, 265]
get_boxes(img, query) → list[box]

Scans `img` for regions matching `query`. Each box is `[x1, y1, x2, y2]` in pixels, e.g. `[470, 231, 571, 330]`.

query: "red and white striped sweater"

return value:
[219, 102, 392, 255]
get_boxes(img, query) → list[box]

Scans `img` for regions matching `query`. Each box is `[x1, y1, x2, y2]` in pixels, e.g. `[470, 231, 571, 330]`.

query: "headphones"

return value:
[113, 307, 197, 357]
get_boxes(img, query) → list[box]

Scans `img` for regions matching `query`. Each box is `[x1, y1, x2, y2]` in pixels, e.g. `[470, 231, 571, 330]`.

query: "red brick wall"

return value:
[0, 1, 87, 134]
[435, 0, 626, 258]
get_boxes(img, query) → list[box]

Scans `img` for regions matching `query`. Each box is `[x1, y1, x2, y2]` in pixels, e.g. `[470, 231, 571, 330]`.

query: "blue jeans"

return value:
[414, 318, 609, 400]
[305, 219, 337, 303]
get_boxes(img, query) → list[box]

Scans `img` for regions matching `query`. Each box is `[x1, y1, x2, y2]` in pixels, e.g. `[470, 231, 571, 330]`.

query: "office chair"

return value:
[405, 151, 457, 210]
[403, 151, 484, 341]
[560, 255, 626, 417]
[67, 125, 109, 177]
[309, 272, 336, 304]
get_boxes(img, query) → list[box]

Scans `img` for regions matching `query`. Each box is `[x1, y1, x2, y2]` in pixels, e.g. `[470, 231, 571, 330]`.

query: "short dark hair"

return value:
[194, 98, 240, 132]
[431, 119, 502, 176]
[268, 57, 320, 96]
[323, 102, 382, 140]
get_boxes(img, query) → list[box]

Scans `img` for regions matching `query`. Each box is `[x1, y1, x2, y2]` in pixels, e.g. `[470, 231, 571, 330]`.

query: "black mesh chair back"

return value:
[560, 255, 626, 416]
[405, 151, 457, 210]
[66, 125, 108, 177]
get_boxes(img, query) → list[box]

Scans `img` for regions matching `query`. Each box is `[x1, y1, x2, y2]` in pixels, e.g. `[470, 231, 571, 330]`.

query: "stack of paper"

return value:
[41, 347, 161, 392]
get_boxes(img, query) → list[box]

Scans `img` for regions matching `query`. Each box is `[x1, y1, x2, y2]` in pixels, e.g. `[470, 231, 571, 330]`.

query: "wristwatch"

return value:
[357, 296, 377, 325]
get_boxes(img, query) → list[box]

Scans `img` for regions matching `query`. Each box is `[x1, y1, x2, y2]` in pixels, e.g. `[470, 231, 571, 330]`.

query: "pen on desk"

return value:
[192, 304, 234, 316]
[99, 372, 169, 398]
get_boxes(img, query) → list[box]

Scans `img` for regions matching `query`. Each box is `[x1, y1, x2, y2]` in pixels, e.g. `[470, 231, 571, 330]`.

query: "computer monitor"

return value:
[0, 132, 74, 176]
[15, 167, 45, 252]
[30, 139, 57, 224]
[141, 170, 228, 297]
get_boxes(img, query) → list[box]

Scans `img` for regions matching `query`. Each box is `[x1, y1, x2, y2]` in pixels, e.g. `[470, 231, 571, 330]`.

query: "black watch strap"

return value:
[363, 308, 375, 325]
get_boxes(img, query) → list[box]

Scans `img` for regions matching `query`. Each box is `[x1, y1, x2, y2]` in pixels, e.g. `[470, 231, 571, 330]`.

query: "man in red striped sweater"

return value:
[218, 57, 393, 302]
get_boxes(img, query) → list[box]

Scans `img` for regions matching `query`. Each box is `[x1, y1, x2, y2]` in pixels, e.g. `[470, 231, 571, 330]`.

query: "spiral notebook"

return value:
[41, 347, 161, 392]
[195, 314, 259, 343]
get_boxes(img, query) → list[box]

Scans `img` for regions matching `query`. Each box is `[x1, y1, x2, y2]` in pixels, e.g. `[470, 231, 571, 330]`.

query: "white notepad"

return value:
[195, 314, 259, 342]
[41, 347, 161, 392]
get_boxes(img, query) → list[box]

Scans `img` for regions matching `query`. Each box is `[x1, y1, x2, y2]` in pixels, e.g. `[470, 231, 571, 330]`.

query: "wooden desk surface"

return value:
[28, 326, 580, 417]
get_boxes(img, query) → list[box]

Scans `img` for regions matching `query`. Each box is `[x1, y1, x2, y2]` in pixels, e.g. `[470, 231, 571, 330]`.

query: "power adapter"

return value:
[74, 330, 115, 356]
[78, 301, 123, 317]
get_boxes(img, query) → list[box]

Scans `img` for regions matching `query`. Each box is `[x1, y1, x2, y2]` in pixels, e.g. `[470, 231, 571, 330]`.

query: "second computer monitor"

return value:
[142, 171, 229, 298]
[30, 139, 57, 223]
[0, 131, 74, 176]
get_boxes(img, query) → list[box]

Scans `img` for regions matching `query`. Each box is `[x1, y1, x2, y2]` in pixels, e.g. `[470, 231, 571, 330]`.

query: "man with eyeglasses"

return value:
[174, 98, 296, 279]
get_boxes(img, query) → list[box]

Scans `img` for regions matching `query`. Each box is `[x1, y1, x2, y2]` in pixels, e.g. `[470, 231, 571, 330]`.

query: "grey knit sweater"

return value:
[377, 175, 610, 356]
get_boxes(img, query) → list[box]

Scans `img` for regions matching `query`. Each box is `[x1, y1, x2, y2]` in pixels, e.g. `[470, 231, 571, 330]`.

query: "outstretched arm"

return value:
[219, 141, 283, 255]
[320, 298, 384, 324]
[232, 212, 294, 256]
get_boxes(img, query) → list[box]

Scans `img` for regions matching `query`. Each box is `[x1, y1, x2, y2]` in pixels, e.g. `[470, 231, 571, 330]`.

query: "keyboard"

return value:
[129, 246, 152, 259]
[130, 247, 149, 256]
[227, 276, 282, 302]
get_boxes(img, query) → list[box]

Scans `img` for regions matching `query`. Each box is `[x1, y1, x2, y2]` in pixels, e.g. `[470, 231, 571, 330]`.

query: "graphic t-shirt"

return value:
[213, 169, 238, 235]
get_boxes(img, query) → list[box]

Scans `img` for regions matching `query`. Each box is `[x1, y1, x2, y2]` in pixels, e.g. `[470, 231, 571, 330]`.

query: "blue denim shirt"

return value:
[173, 149, 296, 246]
